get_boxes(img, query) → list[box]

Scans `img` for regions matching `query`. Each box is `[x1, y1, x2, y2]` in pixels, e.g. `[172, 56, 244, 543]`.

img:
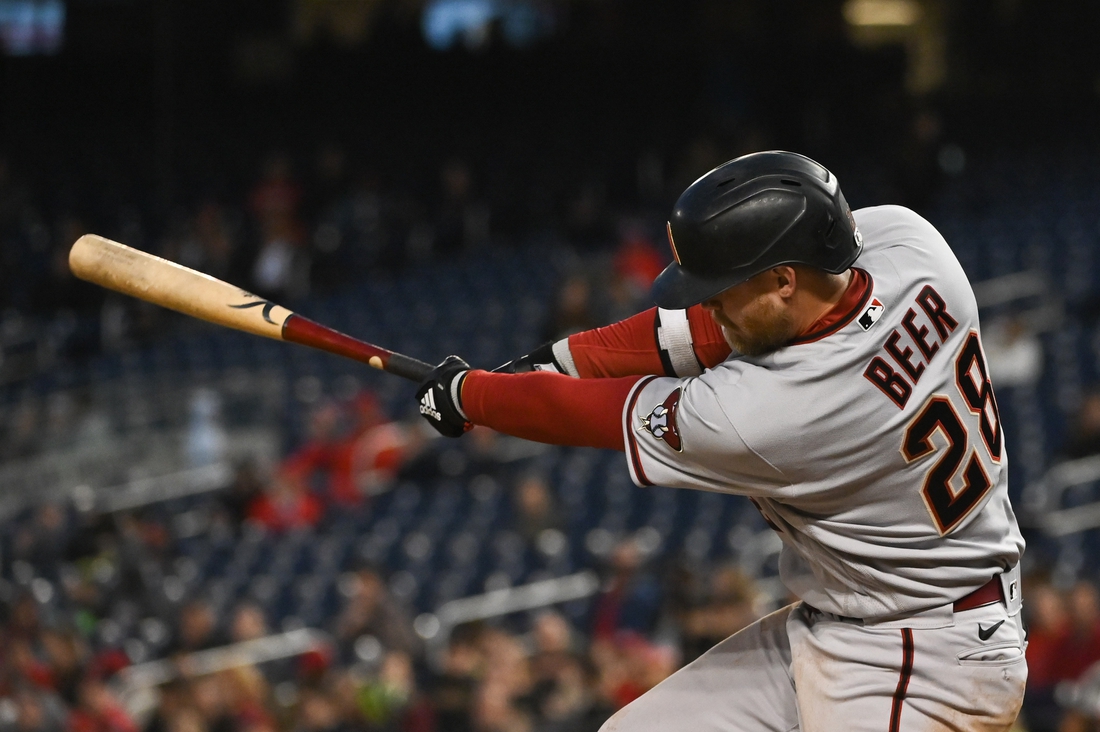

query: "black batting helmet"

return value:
[651, 151, 863, 310]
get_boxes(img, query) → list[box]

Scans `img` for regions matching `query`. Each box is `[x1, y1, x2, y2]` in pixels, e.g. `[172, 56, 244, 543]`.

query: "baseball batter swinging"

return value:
[416, 151, 1026, 731]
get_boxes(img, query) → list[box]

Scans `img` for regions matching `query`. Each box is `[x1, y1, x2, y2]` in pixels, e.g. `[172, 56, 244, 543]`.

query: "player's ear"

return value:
[772, 266, 797, 297]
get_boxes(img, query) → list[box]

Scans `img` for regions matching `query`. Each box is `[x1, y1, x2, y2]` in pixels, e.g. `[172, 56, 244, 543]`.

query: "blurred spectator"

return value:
[142, 680, 192, 732]
[332, 566, 419, 660]
[3, 397, 43, 460]
[352, 651, 432, 732]
[228, 603, 270, 644]
[590, 538, 662, 641]
[189, 675, 235, 732]
[589, 632, 675, 711]
[218, 462, 267, 529]
[193, 203, 239, 281]
[344, 172, 391, 272]
[294, 686, 346, 732]
[471, 628, 533, 732]
[1062, 390, 1100, 460]
[162, 203, 238, 282]
[283, 400, 354, 503]
[531, 612, 578, 659]
[512, 474, 563, 547]
[305, 145, 355, 291]
[245, 468, 325, 534]
[170, 600, 225, 655]
[284, 391, 418, 506]
[249, 154, 309, 300]
[530, 653, 612, 732]
[542, 274, 599, 342]
[3, 686, 68, 732]
[69, 677, 138, 732]
[527, 613, 613, 731]
[678, 564, 759, 664]
[12, 503, 70, 567]
[39, 628, 89, 704]
[186, 389, 227, 469]
[983, 315, 1043, 388]
[1055, 660, 1100, 732]
[160, 707, 206, 732]
[428, 622, 484, 732]
[609, 227, 666, 309]
[434, 158, 490, 257]
[8, 637, 55, 690]
[218, 666, 274, 731]
[1059, 582, 1100, 683]
[1023, 578, 1074, 731]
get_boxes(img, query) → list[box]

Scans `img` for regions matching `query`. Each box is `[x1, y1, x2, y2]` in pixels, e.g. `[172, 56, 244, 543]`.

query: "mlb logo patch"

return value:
[858, 298, 885, 331]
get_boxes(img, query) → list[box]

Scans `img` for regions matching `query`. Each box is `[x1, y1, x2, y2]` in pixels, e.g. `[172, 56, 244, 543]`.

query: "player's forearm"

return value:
[564, 305, 731, 378]
[460, 370, 641, 450]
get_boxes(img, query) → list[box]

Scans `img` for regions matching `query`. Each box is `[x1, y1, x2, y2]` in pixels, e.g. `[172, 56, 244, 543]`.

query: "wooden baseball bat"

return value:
[68, 234, 435, 383]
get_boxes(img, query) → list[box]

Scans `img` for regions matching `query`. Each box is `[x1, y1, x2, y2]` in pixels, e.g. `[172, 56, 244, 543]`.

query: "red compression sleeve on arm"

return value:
[686, 305, 733, 369]
[568, 308, 666, 378]
[461, 370, 641, 451]
[567, 305, 732, 377]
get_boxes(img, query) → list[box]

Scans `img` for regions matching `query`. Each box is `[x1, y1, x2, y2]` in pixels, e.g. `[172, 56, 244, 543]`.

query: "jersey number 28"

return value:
[902, 331, 1002, 535]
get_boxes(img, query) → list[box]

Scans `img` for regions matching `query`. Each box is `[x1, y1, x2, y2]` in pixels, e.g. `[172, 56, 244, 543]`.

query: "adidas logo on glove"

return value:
[419, 389, 442, 421]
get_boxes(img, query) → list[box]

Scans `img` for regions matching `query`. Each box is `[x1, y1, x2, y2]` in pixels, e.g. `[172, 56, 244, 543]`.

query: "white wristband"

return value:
[451, 372, 469, 420]
[656, 308, 702, 377]
[551, 338, 580, 378]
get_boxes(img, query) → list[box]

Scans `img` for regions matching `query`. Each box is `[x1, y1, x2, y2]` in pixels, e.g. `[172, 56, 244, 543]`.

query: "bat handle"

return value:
[385, 353, 435, 382]
[282, 315, 437, 383]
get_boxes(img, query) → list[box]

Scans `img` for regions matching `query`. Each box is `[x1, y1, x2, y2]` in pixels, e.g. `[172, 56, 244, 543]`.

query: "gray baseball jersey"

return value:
[622, 205, 1024, 621]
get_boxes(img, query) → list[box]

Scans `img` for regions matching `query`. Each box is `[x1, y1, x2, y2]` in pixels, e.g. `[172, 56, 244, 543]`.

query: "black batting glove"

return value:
[493, 341, 563, 374]
[417, 355, 473, 438]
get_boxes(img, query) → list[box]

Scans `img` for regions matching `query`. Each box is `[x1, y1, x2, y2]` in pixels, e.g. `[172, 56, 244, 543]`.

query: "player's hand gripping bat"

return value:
[68, 234, 435, 382]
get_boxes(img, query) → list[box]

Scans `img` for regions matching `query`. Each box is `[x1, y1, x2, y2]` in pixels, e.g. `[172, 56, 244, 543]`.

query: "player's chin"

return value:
[724, 326, 791, 357]
[719, 325, 741, 352]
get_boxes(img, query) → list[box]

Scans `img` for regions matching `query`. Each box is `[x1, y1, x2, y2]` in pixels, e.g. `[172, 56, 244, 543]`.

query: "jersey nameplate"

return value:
[640, 388, 683, 452]
[863, 286, 959, 409]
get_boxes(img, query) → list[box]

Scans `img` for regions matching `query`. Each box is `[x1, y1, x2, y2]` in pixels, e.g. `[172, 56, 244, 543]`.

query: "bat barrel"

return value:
[70, 234, 437, 385]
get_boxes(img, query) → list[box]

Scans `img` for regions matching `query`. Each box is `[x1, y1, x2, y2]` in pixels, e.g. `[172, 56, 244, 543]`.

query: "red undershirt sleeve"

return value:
[567, 305, 732, 378]
[568, 308, 666, 378]
[686, 305, 733, 369]
[460, 370, 641, 451]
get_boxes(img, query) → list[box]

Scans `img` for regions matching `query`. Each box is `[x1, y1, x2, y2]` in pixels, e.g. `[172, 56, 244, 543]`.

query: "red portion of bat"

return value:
[281, 315, 434, 383]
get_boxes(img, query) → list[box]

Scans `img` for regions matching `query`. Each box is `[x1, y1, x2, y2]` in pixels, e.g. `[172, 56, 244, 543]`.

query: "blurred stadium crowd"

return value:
[3, 2, 1100, 731]
[0, 136, 771, 732]
[4, 135, 1100, 731]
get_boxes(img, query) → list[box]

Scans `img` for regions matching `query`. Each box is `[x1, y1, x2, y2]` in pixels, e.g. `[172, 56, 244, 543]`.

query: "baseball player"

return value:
[415, 151, 1027, 731]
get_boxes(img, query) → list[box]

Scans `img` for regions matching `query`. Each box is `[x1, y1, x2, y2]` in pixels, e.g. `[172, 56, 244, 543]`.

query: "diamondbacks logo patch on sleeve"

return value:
[640, 388, 683, 451]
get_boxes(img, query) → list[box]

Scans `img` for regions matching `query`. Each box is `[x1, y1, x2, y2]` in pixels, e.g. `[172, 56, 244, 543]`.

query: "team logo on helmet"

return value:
[641, 388, 683, 452]
[666, 222, 682, 265]
[844, 207, 864, 250]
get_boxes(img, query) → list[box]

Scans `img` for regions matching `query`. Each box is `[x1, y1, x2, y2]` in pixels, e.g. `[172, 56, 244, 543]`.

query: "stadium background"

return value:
[1, 1, 1100, 730]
